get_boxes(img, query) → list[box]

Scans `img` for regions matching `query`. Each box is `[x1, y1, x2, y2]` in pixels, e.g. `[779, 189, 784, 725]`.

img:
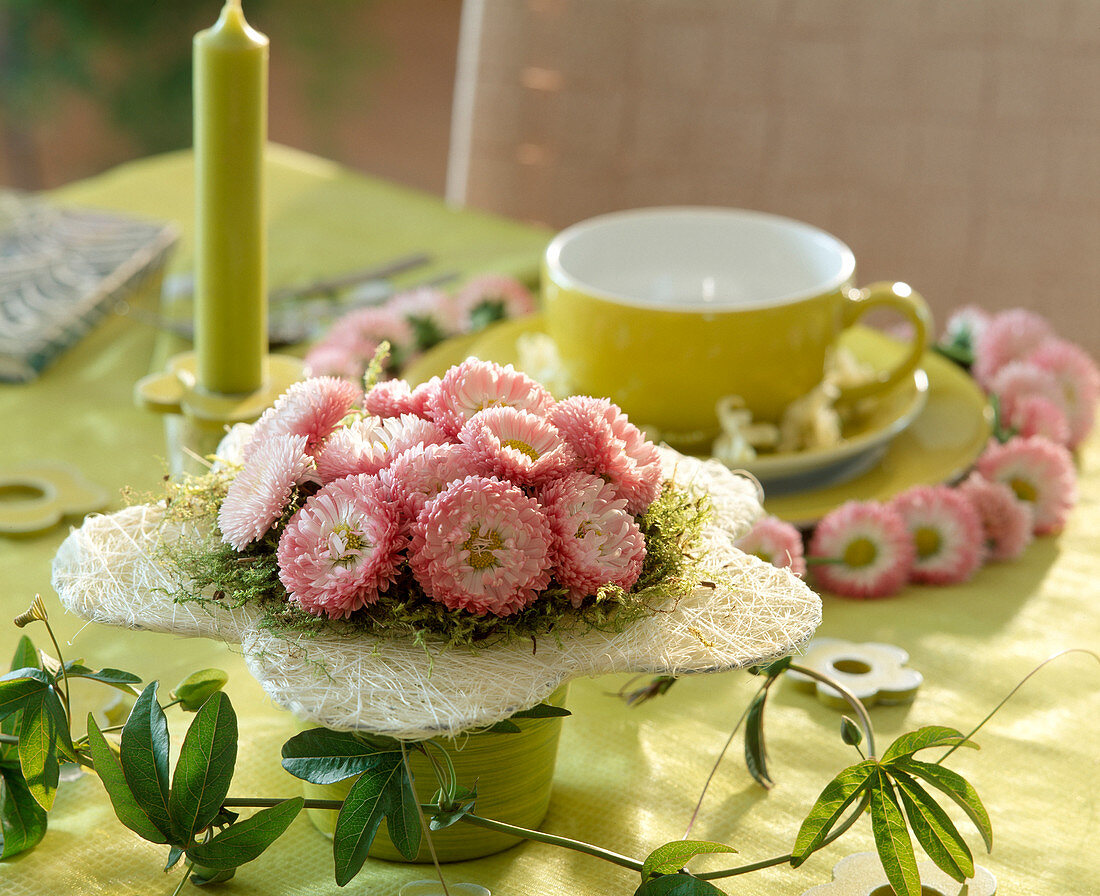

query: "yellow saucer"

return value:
[403, 316, 992, 527]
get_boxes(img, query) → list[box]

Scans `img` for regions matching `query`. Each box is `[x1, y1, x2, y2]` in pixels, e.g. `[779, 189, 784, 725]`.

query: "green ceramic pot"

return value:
[303, 685, 568, 862]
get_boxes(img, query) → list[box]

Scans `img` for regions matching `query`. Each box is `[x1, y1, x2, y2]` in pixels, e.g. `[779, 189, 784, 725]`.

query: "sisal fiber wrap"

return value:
[52, 447, 821, 740]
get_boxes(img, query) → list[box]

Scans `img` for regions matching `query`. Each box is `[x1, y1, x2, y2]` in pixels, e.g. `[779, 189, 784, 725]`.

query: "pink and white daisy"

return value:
[380, 442, 474, 522]
[459, 406, 575, 487]
[363, 377, 439, 420]
[409, 475, 553, 616]
[988, 361, 1066, 425]
[889, 485, 985, 585]
[1003, 394, 1071, 445]
[303, 342, 365, 381]
[387, 287, 461, 346]
[972, 309, 1055, 388]
[452, 275, 537, 331]
[808, 501, 915, 599]
[429, 359, 555, 437]
[975, 435, 1077, 535]
[277, 474, 405, 619]
[956, 472, 1034, 562]
[734, 516, 807, 577]
[314, 414, 448, 483]
[218, 434, 313, 551]
[549, 396, 662, 515]
[246, 377, 362, 460]
[540, 472, 647, 606]
[339, 305, 416, 355]
[1028, 338, 1100, 448]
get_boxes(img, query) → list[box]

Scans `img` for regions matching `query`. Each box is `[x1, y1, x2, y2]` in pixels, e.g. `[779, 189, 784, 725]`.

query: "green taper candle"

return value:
[193, 0, 267, 395]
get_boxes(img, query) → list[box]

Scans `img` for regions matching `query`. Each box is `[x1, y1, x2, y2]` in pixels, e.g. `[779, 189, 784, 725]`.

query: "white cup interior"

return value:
[546, 207, 855, 311]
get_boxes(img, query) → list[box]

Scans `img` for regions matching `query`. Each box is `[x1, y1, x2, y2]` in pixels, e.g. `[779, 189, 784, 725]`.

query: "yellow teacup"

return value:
[543, 207, 930, 449]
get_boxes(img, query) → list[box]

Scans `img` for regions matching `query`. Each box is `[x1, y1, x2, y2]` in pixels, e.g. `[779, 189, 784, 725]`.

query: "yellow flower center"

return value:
[463, 526, 504, 570]
[914, 526, 941, 560]
[330, 523, 367, 565]
[502, 438, 540, 461]
[842, 537, 878, 569]
[1009, 476, 1038, 503]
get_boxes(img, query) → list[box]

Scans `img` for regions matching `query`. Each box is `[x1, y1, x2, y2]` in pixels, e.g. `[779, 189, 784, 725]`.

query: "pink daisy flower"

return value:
[341, 305, 416, 353]
[1005, 395, 1071, 445]
[988, 361, 1066, 423]
[1028, 338, 1100, 448]
[972, 309, 1055, 388]
[453, 275, 537, 332]
[808, 501, 915, 599]
[314, 414, 448, 483]
[218, 434, 313, 551]
[380, 442, 474, 522]
[540, 472, 647, 606]
[459, 406, 575, 487]
[975, 435, 1077, 535]
[889, 485, 985, 585]
[277, 474, 405, 619]
[303, 342, 364, 381]
[734, 516, 807, 577]
[957, 472, 1034, 562]
[409, 475, 553, 616]
[429, 359, 555, 437]
[549, 396, 662, 516]
[387, 287, 461, 346]
[246, 377, 362, 460]
[362, 377, 439, 420]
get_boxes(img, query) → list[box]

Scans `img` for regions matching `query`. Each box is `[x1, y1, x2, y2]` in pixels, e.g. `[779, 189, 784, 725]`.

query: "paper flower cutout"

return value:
[799, 850, 996, 896]
[0, 463, 108, 536]
[52, 448, 822, 740]
[786, 638, 922, 710]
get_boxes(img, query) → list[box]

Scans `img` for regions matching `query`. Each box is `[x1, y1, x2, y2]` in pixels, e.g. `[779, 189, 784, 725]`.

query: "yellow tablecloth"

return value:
[1, 149, 1098, 896]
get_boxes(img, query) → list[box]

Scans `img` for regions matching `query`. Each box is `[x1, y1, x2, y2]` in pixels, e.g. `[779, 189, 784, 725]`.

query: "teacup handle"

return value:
[837, 281, 931, 405]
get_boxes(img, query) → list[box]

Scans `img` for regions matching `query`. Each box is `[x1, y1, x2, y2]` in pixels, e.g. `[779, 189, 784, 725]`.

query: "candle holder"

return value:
[135, 351, 303, 475]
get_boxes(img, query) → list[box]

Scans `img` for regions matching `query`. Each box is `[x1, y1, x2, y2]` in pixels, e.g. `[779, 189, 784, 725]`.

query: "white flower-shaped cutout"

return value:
[786, 638, 923, 710]
[799, 851, 996, 896]
[52, 448, 822, 740]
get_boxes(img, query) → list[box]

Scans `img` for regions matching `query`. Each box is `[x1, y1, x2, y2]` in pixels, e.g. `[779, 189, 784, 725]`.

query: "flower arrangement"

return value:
[737, 306, 1098, 600]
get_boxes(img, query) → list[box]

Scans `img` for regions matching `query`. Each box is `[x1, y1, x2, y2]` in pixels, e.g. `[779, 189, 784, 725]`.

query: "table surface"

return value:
[1, 148, 1098, 896]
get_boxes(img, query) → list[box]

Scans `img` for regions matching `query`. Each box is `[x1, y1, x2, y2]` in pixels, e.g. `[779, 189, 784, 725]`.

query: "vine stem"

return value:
[937, 647, 1100, 764]
[402, 742, 450, 896]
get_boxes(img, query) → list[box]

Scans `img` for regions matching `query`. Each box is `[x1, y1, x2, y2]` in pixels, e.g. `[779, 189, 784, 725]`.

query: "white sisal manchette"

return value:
[52, 447, 821, 740]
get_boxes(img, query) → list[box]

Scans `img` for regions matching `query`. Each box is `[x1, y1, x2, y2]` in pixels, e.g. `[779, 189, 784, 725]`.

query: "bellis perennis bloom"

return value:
[215, 359, 689, 626]
[808, 501, 914, 599]
[890, 485, 984, 585]
[734, 516, 806, 577]
[976, 435, 1076, 535]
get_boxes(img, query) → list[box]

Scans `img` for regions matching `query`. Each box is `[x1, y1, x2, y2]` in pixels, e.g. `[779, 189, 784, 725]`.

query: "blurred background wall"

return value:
[0, 0, 460, 195]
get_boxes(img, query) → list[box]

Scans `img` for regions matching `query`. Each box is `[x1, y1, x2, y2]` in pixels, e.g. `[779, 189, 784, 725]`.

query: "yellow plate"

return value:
[403, 316, 992, 527]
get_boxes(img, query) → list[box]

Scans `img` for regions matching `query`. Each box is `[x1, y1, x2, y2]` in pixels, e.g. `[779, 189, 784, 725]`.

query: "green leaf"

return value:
[642, 840, 737, 881]
[747, 655, 793, 678]
[744, 689, 772, 790]
[169, 692, 237, 840]
[86, 715, 170, 843]
[332, 753, 421, 884]
[120, 682, 173, 839]
[62, 664, 142, 695]
[892, 770, 973, 882]
[791, 760, 876, 866]
[894, 757, 993, 852]
[881, 726, 977, 763]
[281, 728, 404, 785]
[171, 669, 229, 712]
[164, 844, 185, 871]
[429, 785, 476, 831]
[186, 797, 304, 870]
[190, 866, 236, 885]
[868, 769, 920, 896]
[634, 873, 728, 895]
[9, 637, 38, 673]
[482, 719, 522, 733]
[0, 764, 48, 858]
[0, 669, 51, 723]
[509, 703, 571, 720]
[18, 685, 72, 810]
